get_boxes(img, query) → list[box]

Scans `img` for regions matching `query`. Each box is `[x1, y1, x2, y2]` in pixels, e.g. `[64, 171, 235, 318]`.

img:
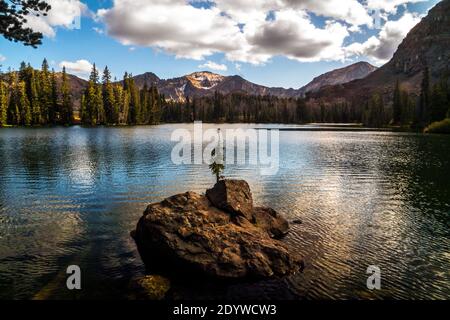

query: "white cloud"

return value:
[59, 59, 93, 77]
[96, 0, 427, 65]
[367, 0, 427, 14]
[198, 61, 228, 71]
[98, 0, 352, 65]
[282, 0, 373, 27]
[97, 0, 246, 61]
[0, 54, 6, 62]
[25, 0, 88, 38]
[212, 0, 275, 24]
[242, 9, 350, 63]
[345, 12, 421, 64]
[213, 0, 372, 27]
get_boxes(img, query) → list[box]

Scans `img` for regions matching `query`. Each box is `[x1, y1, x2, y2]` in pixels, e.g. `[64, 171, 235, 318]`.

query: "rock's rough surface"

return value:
[129, 275, 171, 300]
[206, 179, 254, 220]
[133, 180, 301, 280]
[253, 207, 290, 239]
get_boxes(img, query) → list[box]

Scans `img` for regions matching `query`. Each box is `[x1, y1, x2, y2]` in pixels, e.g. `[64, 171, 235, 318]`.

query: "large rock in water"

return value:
[206, 179, 254, 220]
[132, 180, 302, 280]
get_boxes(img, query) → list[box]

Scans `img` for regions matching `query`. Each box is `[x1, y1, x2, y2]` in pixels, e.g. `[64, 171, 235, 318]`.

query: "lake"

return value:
[0, 124, 449, 300]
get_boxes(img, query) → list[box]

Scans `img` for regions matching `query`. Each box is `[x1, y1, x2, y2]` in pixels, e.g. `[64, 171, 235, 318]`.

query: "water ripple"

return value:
[0, 125, 449, 300]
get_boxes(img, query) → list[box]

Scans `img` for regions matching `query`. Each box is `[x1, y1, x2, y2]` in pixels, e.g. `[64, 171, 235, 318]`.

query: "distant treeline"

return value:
[0, 60, 73, 126]
[0, 59, 164, 126]
[80, 65, 163, 126]
[380, 67, 449, 129]
[1, 60, 449, 129]
[168, 67, 449, 129]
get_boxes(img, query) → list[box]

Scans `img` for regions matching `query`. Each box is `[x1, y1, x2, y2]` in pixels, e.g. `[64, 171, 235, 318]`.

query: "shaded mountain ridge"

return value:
[126, 62, 376, 102]
[310, 0, 450, 104]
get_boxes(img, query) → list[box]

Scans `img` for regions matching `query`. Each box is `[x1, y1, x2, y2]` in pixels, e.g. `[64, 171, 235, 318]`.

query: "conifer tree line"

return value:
[80, 65, 163, 125]
[1, 60, 449, 128]
[163, 69, 449, 128]
[0, 59, 73, 126]
[163, 92, 366, 124]
[0, 59, 164, 126]
[383, 67, 450, 129]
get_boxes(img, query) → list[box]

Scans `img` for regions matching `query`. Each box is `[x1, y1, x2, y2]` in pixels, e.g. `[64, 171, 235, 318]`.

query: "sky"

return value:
[0, 0, 442, 89]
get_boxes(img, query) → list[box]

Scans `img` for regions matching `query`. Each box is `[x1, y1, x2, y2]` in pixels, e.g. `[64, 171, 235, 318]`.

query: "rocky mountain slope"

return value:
[45, 62, 377, 106]
[126, 62, 376, 102]
[53, 61, 379, 107]
[310, 0, 450, 103]
[129, 71, 298, 101]
[299, 62, 377, 95]
[130, 72, 160, 89]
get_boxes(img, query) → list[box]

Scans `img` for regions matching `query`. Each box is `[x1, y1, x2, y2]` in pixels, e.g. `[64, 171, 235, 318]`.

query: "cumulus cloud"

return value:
[213, 0, 372, 26]
[243, 9, 349, 62]
[25, 0, 88, 38]
[367, 0, 427, 14]
[345, 12, 421, 64]
[282, 0, 373, 26]
[96, 0, 425, 65]
[97, 0, 245, 61]
[59, 59, 93, 77]
[212, 0, 275, 24]
[0, 54, 6, 62]
[198, 61, 228, 71]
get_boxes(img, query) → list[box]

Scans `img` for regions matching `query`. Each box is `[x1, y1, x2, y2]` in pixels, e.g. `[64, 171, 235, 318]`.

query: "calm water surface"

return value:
[0, 125, 449, 300]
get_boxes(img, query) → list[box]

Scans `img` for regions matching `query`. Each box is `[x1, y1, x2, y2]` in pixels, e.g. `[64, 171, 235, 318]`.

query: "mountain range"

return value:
[60, 61, 377, 106]
[127, 61, 377, 102]
[58, 0, 449, 109]
[310, 0, 450, 104]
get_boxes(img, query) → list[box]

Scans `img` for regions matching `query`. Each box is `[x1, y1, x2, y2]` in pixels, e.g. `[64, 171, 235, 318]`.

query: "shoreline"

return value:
[0, 123, 440, 134]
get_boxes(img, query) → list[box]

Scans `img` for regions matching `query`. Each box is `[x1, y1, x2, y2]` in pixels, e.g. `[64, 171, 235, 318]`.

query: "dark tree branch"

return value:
[0, 0, 51, 47]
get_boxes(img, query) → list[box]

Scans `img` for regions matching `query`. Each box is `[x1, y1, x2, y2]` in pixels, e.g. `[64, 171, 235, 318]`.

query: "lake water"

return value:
[0, 124, 449, 300]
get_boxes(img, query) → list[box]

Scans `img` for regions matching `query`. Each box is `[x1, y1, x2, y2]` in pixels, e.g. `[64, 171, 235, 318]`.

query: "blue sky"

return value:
[0, 0, 441, 88]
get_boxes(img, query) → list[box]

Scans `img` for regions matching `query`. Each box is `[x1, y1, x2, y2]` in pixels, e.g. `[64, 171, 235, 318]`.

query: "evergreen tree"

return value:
[393, 79, 402, 124]
[96, 85, 105, 125]
[400, 90, 413, 125]
[102, 66, 116, 124]
[120, 86, 130, 125]
[127, 75, 140, 124]
[123, 72, 129, 91]
[296, 99, 306, 123]
[30, 70, 41, 125]
[86, 84, 98, 126]
[0, 81, 8, 126]
[39, 59, 51, 124]
[150, 85, 161, 124]
[80, 94, 88, 124]
[140, 83, 149, 124]
[111, 84, 122, 125]
[84, 64, 102, 125]
[61, 67, 73, 125]
[50, 69, 58, 124]
[429, 75, 448, 123]
[18, 61, 27, 82]
[366, 93, 386, 128]
[18, 81, 31, 125]
[8, 72, 21, 125]
[418, 66, 430, 125]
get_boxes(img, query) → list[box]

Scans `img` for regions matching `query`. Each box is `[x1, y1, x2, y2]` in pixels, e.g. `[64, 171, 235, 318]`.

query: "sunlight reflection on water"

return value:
[0, 125, 449, 299]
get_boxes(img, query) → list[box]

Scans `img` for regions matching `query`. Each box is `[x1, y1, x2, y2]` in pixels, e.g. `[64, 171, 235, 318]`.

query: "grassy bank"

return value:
[424, 119, 450, 134]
